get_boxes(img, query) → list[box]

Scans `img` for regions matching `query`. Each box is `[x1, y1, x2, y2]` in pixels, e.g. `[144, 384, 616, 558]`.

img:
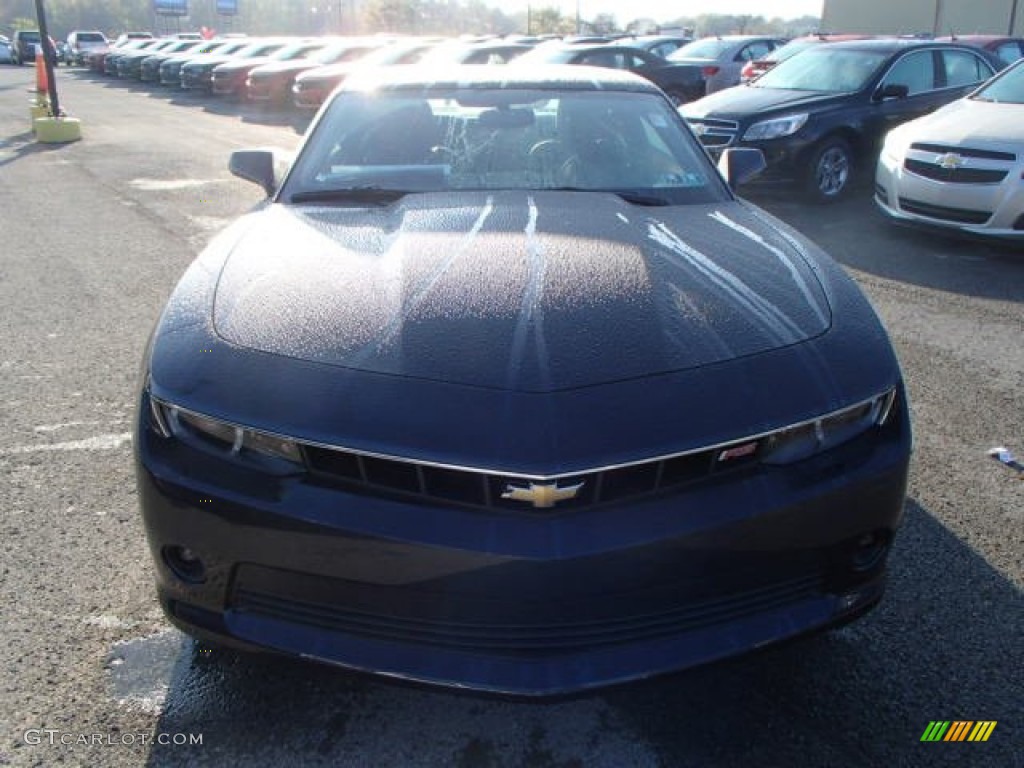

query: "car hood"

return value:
[184, 54, 233, 69]
[900, 97, 1024, 144]
[251, 59, 315, 77]
[216, 56, 271, 72]
[211, 192, 831, 393]
[297, 61, 355, 81]
[682, 86, 847, 119]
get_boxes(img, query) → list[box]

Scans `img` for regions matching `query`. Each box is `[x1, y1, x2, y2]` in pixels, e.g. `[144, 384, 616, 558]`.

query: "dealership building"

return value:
[822, 0, 1023, 36]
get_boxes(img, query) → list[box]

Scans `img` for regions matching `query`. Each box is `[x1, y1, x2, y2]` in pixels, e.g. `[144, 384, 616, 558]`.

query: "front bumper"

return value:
[292, 84, 327, 109]
[181, 70, 214, 91]
[212, 72, 246, 96]
[875, 153, 1024, 241]
[136, 389, 910, 695]
[246, 79, 287, 103]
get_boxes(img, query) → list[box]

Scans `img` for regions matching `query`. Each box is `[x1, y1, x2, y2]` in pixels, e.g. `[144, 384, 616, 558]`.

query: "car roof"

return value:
[342, 64, 663, 94]
[822, 38, 985, 53]
[628, 35, 690, 43]
[936, 34, 1006, 41]
[791, 33, 878, 43]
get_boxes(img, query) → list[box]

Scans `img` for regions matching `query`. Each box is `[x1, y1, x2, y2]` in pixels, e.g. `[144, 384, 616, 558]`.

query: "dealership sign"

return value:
[153, 0, 189, 16]
[216, 0, 238, 15]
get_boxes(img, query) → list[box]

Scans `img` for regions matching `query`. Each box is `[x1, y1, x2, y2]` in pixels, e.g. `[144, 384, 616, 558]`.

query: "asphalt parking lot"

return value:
[0, 65, 1021, 768]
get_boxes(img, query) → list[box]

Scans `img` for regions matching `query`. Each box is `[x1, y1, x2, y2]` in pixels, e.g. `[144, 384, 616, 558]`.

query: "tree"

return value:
[364, 0, 419, 32]
[529, 6, 573, 35]
[589, 12, 618, 35]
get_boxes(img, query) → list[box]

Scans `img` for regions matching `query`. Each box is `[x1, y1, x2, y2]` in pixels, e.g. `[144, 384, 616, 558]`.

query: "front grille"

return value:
[303, 437, 757, 513]
[904, 158, 1008, 184]
[687, 117, 739, 148]
[231, 570, 825, 654]
[898, 197, 992, 224]
[910, 142, 1016, 162]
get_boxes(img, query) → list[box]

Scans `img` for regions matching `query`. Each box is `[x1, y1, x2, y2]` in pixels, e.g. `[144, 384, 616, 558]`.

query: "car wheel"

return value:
[804, 138, 853, 203]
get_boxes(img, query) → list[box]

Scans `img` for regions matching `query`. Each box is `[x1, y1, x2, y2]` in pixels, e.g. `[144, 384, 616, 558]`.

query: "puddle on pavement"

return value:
[106, 629, 190, 715]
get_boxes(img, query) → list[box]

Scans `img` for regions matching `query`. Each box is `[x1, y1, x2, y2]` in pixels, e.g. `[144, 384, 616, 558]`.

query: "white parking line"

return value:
[1, 432, 132, 455]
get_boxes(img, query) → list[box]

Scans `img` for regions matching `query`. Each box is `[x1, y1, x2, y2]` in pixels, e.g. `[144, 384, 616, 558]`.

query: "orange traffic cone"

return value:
[35, 48, 49, 94]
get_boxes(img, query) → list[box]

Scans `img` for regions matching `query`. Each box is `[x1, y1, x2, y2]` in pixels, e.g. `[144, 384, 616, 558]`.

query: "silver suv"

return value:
[67, 30, 108, 66]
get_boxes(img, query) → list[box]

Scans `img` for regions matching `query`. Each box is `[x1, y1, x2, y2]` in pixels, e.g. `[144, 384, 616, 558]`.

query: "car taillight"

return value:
[702, 66, 720, 77]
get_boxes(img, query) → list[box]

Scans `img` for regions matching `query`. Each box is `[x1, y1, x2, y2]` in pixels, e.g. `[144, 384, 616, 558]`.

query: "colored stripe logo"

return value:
[921, 721, 997, 742]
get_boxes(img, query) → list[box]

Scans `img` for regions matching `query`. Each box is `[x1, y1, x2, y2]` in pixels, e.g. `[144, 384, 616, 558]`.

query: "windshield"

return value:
[972, 59, 1024, 103]
[283, 88, 726, 206]
[515, 46, 576, 65]
[236, 42, 286, 59]
[354, 44, 432, 67]
[668, 38, 732, 60]
[311, 43, 378, 65]
[271, 42, 326, 61]
[764, 39, 818, 63]
[754, 48, 889, 92]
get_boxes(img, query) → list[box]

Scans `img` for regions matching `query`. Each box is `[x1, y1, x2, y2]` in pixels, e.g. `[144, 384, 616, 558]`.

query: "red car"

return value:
[934, 35, 1024, 67]
[740, 34, 876, 83]
[292, 41, 434, 110]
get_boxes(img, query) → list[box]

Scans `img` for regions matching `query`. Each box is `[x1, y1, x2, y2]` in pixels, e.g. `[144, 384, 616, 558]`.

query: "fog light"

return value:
[163, 545, 207, 584]
[850, 531, 888, 572]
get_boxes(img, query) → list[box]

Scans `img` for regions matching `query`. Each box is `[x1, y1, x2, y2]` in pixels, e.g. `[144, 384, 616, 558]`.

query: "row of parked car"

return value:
[54, 27, 1024, 239]
[681, 35, 1024, 243]
[73, 31, 800, 108]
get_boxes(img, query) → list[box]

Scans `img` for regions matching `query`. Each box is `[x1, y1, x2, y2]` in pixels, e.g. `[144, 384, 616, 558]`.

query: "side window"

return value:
[579, 51, 620, 68]
[994, 42, 1023, 66]
[941, 50, 994, 88]
[881, 50, 936, 95]
[650, 42, 680, 58]
[628, 53, 650, 70]
[738, 42, 772, 62]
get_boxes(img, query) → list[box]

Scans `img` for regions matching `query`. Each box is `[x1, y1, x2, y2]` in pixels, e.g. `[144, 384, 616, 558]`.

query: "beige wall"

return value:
[823, 0, 1024, 36]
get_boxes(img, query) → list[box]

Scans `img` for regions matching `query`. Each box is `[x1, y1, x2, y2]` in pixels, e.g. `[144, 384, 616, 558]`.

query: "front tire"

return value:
[804, 137, 854, 203]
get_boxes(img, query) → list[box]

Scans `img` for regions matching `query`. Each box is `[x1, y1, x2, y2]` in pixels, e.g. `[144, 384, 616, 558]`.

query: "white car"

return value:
[875, 58, 1024, 241]
[0, 35, 14, 64]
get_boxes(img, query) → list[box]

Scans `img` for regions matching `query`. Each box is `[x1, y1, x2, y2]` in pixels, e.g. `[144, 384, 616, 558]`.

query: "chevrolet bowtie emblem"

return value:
[502, 481, 584, 508]
[936, 152, 966, 170]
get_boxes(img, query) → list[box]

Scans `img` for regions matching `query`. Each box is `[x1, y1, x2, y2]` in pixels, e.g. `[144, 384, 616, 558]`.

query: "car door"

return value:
[938, 48, 997, 92]
[869, 49, 942, 147]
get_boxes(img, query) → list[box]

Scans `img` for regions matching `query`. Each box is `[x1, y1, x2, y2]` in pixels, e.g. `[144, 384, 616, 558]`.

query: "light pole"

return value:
[1010, 0, 1020, 35]
[576, 0, 581, 33]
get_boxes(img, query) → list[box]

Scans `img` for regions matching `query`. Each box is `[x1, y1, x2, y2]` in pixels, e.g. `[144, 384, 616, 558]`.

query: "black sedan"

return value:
[514, 43, 712, 105]
[681, 39, 1001, 201]
[136, 66, 911, 696]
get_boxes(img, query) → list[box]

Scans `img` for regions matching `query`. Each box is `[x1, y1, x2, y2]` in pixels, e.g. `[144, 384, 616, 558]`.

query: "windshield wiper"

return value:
[288, 187, 411, 205]
[548, 187, 672, 206]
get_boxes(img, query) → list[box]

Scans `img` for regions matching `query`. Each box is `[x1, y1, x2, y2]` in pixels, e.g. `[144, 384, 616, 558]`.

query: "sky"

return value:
[496, 1, 825, 23]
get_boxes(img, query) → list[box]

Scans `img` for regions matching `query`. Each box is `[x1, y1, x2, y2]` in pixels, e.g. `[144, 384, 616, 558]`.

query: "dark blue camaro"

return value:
[135, 66, 911, 695]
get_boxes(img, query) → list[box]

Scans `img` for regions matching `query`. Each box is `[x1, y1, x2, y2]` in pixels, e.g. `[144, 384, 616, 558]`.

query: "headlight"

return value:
[149, 397, 304, 467]
[762, 390, 897, 465]
[742, 113, 809, 141]
[880, 128, 910, 165]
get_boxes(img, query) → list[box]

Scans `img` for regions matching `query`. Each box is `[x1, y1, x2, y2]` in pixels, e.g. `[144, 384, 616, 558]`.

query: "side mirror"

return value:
[229, 149, 278, 197]
[717, 147, 766, 187]
[874, 83, 909, 101]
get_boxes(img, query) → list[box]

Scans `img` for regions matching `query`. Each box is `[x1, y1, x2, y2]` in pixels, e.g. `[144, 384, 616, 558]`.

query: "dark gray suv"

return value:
[12, 30, 56, 66]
